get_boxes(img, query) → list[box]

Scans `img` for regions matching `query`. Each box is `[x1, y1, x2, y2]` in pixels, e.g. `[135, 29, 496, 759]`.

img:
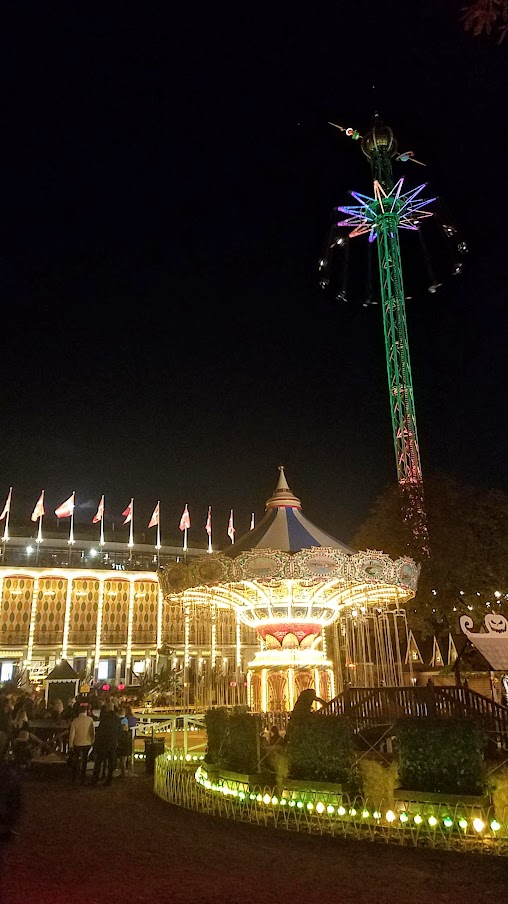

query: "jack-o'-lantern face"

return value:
[486, 614, 508, 634]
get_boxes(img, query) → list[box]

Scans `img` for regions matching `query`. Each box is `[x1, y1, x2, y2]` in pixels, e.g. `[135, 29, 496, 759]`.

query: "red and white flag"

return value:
[92, 495, 104, 524]
[122, 500, 133, 525]
[205, 506, 212, 536]
[31, 491, 45, 522]
[227, 509, 235, 543]
[250, 512, 255, 531]
[55, 493, 75, 519]
[179, 504, 191, 531]
[148, 502, 159, 529]
[0, 488, 12, 521]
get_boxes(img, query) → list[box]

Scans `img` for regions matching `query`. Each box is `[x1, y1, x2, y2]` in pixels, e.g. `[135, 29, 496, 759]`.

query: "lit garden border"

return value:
[153, 753, 508, 855]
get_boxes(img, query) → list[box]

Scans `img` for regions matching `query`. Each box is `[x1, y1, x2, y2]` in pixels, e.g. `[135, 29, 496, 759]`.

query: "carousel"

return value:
[159, 468, 420, 711]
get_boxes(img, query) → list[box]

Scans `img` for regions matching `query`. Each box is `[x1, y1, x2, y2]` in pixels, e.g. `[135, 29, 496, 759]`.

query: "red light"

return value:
[117, 683, 125, 691]
[102, 684, 110, 691]
[229, 681, 237, 687]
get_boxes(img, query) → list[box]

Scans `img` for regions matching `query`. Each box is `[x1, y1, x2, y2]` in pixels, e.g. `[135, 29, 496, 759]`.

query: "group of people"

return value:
[68, 699, 137, 786]
[0, 687, 138, 786]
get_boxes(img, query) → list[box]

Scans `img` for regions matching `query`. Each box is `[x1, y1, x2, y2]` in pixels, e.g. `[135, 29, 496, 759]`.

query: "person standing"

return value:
[92, 703, 119, 786]
[69, 704, 95, 785]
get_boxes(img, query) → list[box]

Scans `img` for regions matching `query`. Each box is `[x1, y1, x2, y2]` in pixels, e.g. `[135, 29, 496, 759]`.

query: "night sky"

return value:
[3, 3, 508, 548]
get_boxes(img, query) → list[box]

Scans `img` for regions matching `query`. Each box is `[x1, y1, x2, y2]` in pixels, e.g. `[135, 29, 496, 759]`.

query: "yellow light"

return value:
[316, 802, 325, 814]
[472, 817, 485, 833]
[428, 815, 438, 827]
[385, 810, 396, 823]
[326, 805, 334, 815]
[263, 794, 271, 805]
[337, 806, 346, 816]
[413, 814, 422, 825]
[490, 820, 501, 832]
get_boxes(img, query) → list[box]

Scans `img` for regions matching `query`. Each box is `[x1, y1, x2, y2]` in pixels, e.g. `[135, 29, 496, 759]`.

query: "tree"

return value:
[462, 0, 508, 41]
[351, 477, 508, 637]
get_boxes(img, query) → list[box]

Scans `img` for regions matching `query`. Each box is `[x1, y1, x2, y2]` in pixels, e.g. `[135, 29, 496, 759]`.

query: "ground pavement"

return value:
[2, 765, 507, 904]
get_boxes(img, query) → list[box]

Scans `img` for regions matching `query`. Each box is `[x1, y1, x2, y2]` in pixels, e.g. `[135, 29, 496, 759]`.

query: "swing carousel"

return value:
[159, 469, 419, 712]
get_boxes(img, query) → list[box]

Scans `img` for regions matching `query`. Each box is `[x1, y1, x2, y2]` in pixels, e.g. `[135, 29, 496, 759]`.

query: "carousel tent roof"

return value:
[222, 467, 355, 558]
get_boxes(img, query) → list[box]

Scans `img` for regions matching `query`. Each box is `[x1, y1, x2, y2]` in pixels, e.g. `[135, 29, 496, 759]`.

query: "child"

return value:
[117, 719, 132, 778]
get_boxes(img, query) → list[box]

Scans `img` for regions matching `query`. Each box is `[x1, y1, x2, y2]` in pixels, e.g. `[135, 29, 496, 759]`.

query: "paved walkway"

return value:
[2, 765, 507, 904]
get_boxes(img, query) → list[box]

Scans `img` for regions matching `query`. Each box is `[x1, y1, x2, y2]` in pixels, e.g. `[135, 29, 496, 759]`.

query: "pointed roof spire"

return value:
[265, 466, 302, 510]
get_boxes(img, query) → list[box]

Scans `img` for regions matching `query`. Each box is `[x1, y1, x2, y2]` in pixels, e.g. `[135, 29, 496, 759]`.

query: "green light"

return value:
[443, 816, 453, 828]
[272, 796, 279, 806]
[306, 802, 314, 811]
[296, 801, 304, 809]
[238, 791, 245, 801]
[490, 820, 501, 832]
[249, 793, 256, 800]
[414, 815, 422, 825]
[289, 800, 296, 807]
[458, 818, 468, 830]
[280, 798, 287, 806]
[362, 810, 370, 819]
[327, 805, 335, 815]
[349, 808, 357, 817]
[399, 812, 408, 823]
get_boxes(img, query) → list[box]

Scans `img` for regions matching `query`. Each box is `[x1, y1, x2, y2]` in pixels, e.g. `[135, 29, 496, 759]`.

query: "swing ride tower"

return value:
[333, 120, 434, 552]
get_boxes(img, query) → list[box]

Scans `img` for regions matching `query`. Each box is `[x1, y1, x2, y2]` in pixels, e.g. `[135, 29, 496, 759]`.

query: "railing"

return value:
[154, 754, 508, 855]
[321, 687, 508, 747]
[135, 712, 206, 755]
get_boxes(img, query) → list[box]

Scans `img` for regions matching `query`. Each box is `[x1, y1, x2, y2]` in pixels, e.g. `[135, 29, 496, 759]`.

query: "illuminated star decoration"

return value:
[337, 178, 435, 243]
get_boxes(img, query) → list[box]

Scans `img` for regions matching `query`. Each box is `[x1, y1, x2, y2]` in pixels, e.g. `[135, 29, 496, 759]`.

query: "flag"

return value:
[122, 501, 133, 525]
[0, 488, 12, 521]
[148, 502, 159, 529]
[179, 504, 191, 531]
[55, 494, 75, 519]
[205, 506, 212, 536]
[228, 509, 235, 542]
[250, 512, 255, 531]
[31, 491, 45, 522]
[92, 495, 104, 524]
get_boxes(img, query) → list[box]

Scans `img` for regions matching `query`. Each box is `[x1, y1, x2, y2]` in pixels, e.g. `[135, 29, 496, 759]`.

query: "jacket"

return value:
[69, 713, 95, 747]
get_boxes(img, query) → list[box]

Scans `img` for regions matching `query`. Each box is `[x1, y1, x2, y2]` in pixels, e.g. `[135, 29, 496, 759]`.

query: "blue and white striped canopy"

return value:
[223, 467, 355, 557]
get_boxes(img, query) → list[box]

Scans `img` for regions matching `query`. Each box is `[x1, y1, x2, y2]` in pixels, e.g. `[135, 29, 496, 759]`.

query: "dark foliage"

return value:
[286, 714, 356, 785]
[395, 718, 487, 795]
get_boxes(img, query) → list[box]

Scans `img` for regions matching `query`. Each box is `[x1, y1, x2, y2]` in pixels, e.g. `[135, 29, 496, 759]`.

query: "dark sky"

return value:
[3, 2, 508, 548]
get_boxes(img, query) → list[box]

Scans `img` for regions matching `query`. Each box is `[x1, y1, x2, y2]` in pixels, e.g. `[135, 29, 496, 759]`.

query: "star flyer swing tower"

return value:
[331, 119, 434, 550]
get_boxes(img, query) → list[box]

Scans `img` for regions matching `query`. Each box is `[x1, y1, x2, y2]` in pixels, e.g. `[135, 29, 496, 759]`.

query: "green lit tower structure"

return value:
[332, 119, 435, 551]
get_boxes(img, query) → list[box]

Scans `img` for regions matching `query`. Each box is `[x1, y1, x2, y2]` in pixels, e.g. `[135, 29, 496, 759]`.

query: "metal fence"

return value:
[154, 753, 508, 855]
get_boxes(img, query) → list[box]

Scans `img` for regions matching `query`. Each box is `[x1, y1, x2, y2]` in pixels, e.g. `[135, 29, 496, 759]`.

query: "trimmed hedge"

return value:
[204, 707, 260, 774]
[286, 714, 356, 786]
[395, 718, 487, 795]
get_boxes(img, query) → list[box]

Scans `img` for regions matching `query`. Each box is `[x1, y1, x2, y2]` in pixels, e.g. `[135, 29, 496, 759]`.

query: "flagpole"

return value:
[100, 495, 105, 548]
[1, 488, 11, 562]
[36, 491, 44, 565]
[2, 488, 12, 542]
[207, 505, 212, 554]
[155, 501, 161, 568]
[68, 492, 75, 565]
[128, 498, 134, 563]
